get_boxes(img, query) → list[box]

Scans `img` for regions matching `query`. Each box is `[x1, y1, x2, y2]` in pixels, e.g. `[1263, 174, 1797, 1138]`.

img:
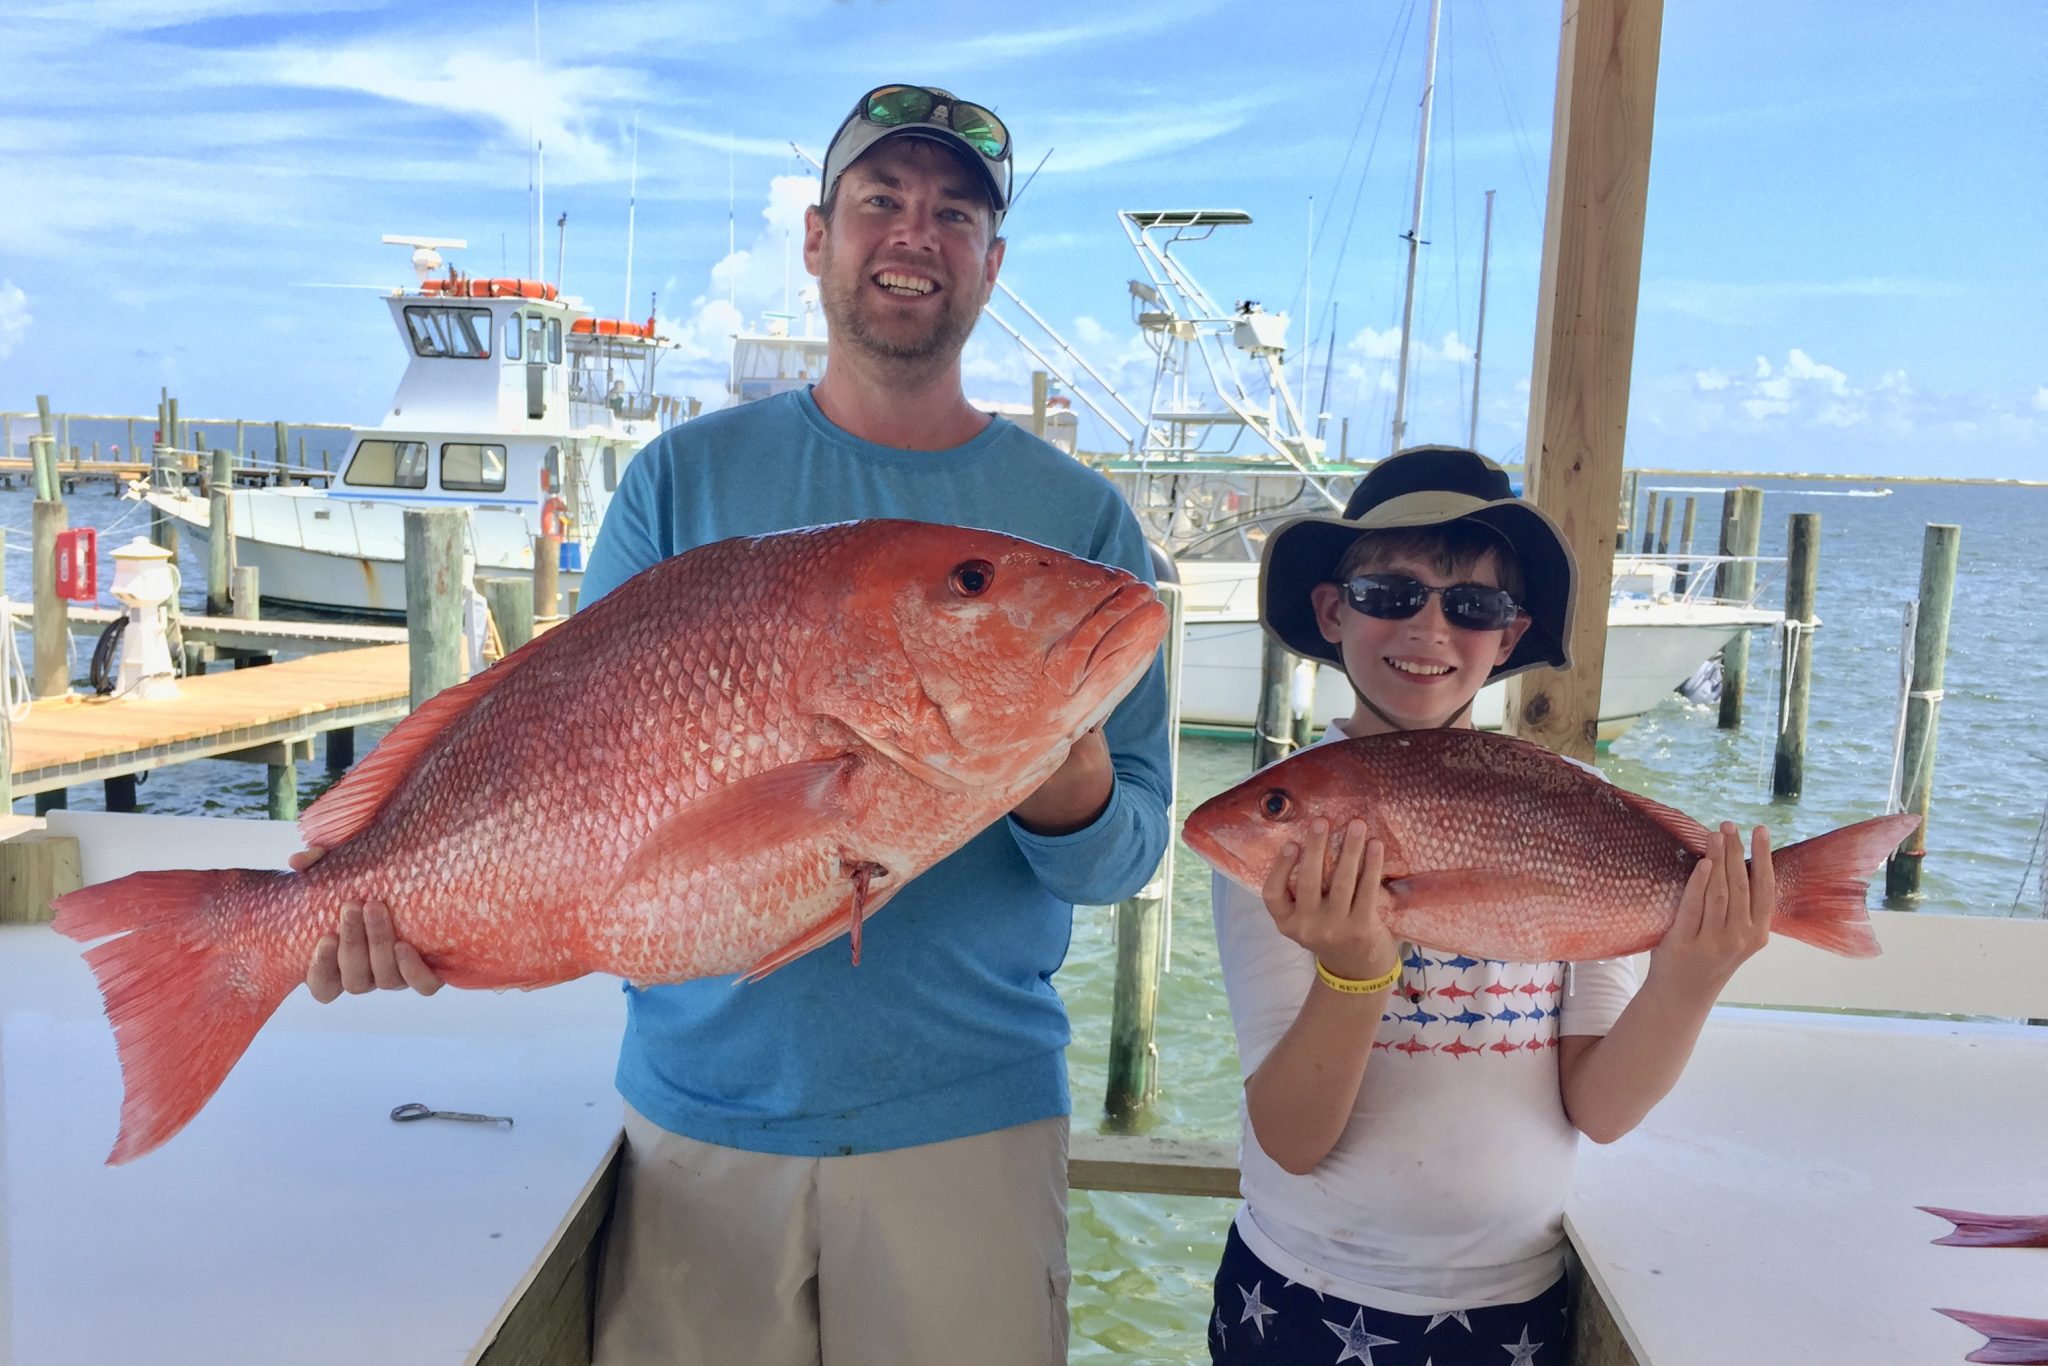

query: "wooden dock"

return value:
[6, 603, 408, 656]
[5, 643, 409, 798]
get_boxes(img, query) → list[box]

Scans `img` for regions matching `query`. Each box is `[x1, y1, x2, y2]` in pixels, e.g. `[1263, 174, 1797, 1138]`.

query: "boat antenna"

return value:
[1390, 0, 1443, 454]
[1468, 187, 1494, 448]
[624, 114, 639, 320]
[1005, 146, 1053, 219]
[555, 211, 568, 292]
[529, 0, 541, 278]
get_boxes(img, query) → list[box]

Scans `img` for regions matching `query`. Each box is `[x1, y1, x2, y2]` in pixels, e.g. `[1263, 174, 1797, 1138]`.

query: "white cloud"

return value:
[1783, 348, 1848, 394]
[2034, 386, 2048, 412]
[0, 282, 30, 361]
[1694, 369, 1730, 392]
[1647, 276, 1961, 326]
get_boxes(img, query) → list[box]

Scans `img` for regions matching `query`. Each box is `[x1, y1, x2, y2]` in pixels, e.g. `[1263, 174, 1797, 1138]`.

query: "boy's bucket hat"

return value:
[1259, 445, 1578, 683]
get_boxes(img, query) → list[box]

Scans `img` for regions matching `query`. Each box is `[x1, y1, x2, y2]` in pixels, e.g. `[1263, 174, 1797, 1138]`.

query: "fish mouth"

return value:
[1047, 582, 1166, 701]
[1180, 812, 1250, 887]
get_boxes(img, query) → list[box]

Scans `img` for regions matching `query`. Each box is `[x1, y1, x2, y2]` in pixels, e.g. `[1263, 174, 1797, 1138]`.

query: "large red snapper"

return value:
[1183, 729, 1915, 962]
[54, 519, 1167, 1163]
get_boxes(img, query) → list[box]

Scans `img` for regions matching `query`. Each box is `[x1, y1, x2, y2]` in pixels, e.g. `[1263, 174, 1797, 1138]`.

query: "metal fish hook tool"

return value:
[390, 1102, 514, 1128]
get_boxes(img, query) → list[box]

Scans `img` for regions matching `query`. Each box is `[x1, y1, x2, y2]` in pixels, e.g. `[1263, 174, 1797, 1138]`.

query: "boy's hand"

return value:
[1648, 822, 1775, 999]
[1261, 818, 1399, 984]
[292, 846, 445, 1002]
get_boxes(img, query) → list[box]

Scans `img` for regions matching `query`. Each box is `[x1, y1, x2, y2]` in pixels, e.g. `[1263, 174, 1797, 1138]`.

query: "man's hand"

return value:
[1648, 822, 1775, 1000]
[1009, 728, 1115, 836]
[292, 846, 445, 1003]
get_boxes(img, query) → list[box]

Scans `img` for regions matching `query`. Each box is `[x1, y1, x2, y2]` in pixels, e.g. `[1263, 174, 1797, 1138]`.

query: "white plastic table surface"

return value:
[1566, 1008, 2048, 1366]
[0, 813, 628, 1366]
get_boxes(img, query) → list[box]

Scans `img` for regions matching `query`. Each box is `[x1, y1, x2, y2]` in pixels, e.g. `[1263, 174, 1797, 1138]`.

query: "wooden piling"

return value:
[1675, 495, 1698, 594]
[1030, 370, 1049, 439]
[404, 509, 469, 709]
[1640, 491, 1659, 554]
[267, 761, 299, 822]
[1106, 583, 1182, 1127]
[534, 535, 561, 619]
[482, 576, 536, 654]
[1655, 496, 1674, 556]
[29, 435, 56, 502]
[31, 499, 70, 698]
[1886, 524, 1960, 900]
[207, 448, 233, 614]
[1253, 634, 1296, 771]
[105, 775, 138, 813]
[1771, 513, 1820, 798]
[232, 566, 260, 620]
[274, 421, 290, 482]
[167, 396, 180, 455]
[1715, 486, 1764, 729]
[327, 728, 356, 774]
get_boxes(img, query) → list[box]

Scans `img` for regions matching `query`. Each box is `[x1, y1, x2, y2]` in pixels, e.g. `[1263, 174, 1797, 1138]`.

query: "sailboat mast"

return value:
[625, 115, 639, 320]
[1389, 0, 1443, 454]
[1469, 188, 1495, 448]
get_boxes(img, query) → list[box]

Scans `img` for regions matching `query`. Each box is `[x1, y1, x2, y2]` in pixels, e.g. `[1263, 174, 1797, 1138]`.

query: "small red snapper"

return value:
[1183, 729, 1915, 962]
[55, 519, 1167, 1162]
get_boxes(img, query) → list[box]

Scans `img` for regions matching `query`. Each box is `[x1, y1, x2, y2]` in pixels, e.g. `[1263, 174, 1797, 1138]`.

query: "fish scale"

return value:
[53, 519, 1167, 1163]
[1183, 728, 1917, 964]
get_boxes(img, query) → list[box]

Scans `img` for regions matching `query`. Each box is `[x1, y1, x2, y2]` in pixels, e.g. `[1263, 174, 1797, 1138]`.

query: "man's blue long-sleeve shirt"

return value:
[576, 388, 1173, 1155]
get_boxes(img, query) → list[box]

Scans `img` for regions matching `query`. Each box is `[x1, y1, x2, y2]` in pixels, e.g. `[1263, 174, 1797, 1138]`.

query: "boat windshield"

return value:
[403, 305, 493, 360]
[347, 439, 429, 489]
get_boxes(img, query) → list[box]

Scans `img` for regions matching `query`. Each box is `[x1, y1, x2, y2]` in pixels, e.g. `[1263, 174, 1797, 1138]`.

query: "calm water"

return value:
[7, 475, 2045, 1362]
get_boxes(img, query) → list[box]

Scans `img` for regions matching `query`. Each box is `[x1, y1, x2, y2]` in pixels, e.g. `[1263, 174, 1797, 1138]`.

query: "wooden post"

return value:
[1617, 469, 1640, 540]
[151, 447, 181, 559]
[482, 576, 536, 654]
[274, 421, 290, 483]
[1654, 495, 1674, 555]
[1715, 487, 1764, 729]
[405, 509, 469, 709]
[267, 761, 299, 821]
[1886, 524, 1960, 900]
[1107, 583, 1182, 1127]
[1772, 513, 1820, 798]
[235, 418, 245, 460]
[1253, 634, 1296, 771]
[231, 565, 260, 633]
[126, 417, 136, 462]
[1675, 495, 1698, 594]
[35, 394, 52, 442]
[29, 435, 56, 502]
[1640, 491, 1659, 554]
[1030, 370, 1049, 439]
[1340, 416, 1350, 462]
[166, 396, 180, 455]
[207, 447, 233, 614]
[1503, 0, 1665, 762]
[32, 497, 70, 698]
[534, 535, 561, 619]
[105, 775, 139, 812]
[0, 834, 82, 922]
[327, 727, 356, 774]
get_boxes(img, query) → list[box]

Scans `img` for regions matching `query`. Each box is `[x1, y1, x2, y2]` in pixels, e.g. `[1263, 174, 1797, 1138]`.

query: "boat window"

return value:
[505, 314, 522, 361]
[542, 445, 561, 493]
[346, 439, 429, 489]
[526, 314, 546, 362]
[603, 444, 618, 492]
[547, 317, 563, 363]
[442, 443, 508, 493]
[402, 305, 492, 360]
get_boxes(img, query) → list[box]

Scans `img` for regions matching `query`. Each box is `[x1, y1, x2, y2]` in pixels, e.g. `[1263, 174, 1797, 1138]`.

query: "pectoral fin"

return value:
[606, 756, 860, 902]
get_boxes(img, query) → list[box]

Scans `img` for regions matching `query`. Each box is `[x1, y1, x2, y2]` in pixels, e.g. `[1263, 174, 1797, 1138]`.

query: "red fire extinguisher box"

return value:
[54, 528, 98, 601]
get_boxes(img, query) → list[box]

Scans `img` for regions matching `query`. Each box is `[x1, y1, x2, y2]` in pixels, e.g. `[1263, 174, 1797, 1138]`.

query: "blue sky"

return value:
[2, 0, 2042, 479]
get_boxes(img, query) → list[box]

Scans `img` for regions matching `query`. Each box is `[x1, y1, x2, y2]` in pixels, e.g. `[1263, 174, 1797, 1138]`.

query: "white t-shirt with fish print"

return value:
[1210, 725, 1637, 1314]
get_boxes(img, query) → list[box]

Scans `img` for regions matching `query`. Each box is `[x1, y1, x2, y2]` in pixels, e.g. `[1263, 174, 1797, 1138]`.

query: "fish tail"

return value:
[1919, 1206, 2048, 1249]
[1935, 1308, 2048, 1365]
[52, 868, 309, 1164]
[1767, 813, 1918, 958]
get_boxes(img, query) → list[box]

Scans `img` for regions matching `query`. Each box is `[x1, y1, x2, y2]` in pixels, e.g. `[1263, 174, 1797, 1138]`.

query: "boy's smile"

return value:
[1309, 550, 1529, 733]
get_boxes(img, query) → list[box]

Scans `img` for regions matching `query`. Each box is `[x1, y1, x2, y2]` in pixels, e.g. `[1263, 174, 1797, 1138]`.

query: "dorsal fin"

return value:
[1604, 783, 1715, 858]
[299, 645, 535, 852]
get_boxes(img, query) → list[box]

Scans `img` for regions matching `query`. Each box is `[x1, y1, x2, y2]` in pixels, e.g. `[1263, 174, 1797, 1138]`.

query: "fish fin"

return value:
[1604, 786, 1715, 859]
[608, 756, 862, 899]
[51, 868, 307, 1164]
[1918, 1206, 2048, 1249]
[738, 869, 903, 984]
[1768, 813, 1917, 959]
[299, 656, 527, 851]
[1935, 1308, 2048, 1365]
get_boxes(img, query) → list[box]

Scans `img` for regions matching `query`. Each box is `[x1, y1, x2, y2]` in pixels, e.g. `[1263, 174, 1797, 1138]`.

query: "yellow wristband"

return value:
[1314, 957, 1401, 995]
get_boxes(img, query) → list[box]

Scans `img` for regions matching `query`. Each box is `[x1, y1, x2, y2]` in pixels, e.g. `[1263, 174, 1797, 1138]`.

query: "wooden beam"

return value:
[0, 833, 82, 923]
[1067, 1130, 1240, 1200]
[1505, 0, 1665, 761]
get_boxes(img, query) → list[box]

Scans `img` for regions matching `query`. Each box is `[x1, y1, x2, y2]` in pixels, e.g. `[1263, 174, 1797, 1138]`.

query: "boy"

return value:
[1208, 445, 1775, 1365]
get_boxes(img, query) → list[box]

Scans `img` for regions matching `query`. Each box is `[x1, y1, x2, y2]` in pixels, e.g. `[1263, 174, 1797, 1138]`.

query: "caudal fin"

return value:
[52, 868, 306, 1164]
[1935, 1309, 2048, 1365]
[1920, 1206, 2048, 1249]
[1767, 813, 1918, 958]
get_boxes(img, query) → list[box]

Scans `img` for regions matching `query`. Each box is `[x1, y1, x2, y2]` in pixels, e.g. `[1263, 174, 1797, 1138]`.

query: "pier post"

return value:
[231, 566, 260, 620]
[482, 576, 536, 654]
[1771, 513, 1820, 798]
[1106, 583, 1182, 1127]
[267, 761, 298, 822]
[273, 421, 290, 484]
[150, 446, 181, 559]
[404, 509, 469, 709]
[1715, 486, 1764, 729]
[1886, 524, 1960, 900]
[1640, 491, 1659, 554]
[1030, 370, 1049, 439]
[1675, 495, 1698, 595]
[105, 775, 138, 813]
[1618, 470, 1640, 541]
[533, 535, 561, 620]
[207, 447, 234, 614]
[1655, 495, 1674, 556]
[31, 477, 70, 699]
[1253, 634, 1296, 771]
[327, 728, 355, 775]
[166, 396, 180, 456]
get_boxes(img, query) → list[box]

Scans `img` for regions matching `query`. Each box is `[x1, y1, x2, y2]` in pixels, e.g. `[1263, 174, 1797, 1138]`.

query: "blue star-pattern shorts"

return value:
[1207, 1223, 1570, 1365]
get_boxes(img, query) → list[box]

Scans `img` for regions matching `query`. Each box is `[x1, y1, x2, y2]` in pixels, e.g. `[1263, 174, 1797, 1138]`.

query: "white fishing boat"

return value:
[141, 236, 677, 615]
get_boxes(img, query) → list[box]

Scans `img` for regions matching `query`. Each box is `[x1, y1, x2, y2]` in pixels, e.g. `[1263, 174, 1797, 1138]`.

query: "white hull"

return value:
[151, 490, 580, 615]
[1170, 562, 1778, 741]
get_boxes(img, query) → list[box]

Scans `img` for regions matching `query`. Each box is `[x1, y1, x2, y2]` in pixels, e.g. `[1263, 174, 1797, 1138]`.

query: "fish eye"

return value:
[949, 559, 995, 597]
[1261, 789, 1293, 819]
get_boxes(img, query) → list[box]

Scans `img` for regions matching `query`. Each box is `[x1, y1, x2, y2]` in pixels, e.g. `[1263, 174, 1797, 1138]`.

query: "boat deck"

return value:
[6, 643, 409, 796]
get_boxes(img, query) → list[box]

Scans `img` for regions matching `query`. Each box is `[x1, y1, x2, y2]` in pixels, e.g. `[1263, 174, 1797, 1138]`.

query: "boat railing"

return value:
[1612, 552, 1786, 610]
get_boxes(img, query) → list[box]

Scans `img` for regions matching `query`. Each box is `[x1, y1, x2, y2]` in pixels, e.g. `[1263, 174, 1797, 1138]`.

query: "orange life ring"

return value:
[540, 495, 570, 540]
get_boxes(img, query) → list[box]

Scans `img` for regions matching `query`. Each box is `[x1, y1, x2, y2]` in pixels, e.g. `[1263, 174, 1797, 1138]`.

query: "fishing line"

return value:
[2010, 803, 2047, 919]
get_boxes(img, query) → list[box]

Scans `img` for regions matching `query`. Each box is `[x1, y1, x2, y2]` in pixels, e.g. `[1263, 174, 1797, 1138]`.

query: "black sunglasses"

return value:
[856, 85, 1010, 162]
[1340, 573, 1522, 631]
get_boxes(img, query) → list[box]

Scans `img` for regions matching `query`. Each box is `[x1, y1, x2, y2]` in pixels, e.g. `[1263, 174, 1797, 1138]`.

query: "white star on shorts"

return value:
[1239, 1280, 1278, 1338]
[1323, 1308, 1399, 1364]
[1502, 1324, 1544, 1364]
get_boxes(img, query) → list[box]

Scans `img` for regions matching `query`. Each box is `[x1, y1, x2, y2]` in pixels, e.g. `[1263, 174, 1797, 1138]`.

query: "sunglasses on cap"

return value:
[852, 85, 1010, 162]
[1340, 573, 1522, 631]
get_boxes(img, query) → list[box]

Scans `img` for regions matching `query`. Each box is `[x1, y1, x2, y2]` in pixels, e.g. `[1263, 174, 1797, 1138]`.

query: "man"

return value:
[306, 84, 1171, 1364]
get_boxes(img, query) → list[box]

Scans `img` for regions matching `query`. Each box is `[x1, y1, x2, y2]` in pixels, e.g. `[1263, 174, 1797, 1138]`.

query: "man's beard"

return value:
[819, 256, 981, 365]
